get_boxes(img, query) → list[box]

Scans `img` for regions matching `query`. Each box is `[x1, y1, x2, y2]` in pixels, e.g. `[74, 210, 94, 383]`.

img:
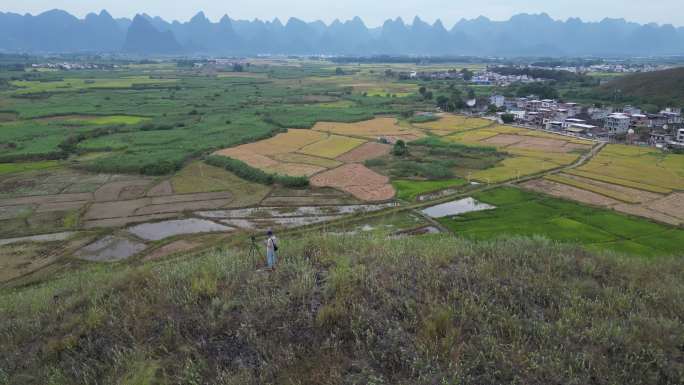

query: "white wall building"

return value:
[605, 113, 631, 135]
[490, 95, 505, 108]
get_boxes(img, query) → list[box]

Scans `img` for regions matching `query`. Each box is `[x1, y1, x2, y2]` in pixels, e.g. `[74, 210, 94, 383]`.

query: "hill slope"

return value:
[600, 67, 684, 107]
[1, 234, 682, 384]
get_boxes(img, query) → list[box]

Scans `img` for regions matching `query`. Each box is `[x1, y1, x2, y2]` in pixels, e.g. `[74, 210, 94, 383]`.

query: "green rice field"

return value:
[439, 187, 684, 257]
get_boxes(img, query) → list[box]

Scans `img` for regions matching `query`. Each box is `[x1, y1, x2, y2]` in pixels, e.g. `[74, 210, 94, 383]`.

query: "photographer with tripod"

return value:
[265, 230, 278, 270]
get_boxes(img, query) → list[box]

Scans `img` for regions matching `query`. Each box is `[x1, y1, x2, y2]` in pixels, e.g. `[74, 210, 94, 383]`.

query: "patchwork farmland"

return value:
[1, 60, 683, 291]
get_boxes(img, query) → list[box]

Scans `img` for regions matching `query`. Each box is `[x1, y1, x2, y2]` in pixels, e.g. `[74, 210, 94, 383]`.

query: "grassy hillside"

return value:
[599, 67, 684, 107]
[1, 234, 683, 385]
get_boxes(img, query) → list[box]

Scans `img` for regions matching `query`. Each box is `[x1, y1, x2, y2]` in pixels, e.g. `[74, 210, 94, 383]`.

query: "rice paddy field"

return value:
[522, 144, 684, 226]
[440, 187, 684, 257]
[441, 124, 595, 182]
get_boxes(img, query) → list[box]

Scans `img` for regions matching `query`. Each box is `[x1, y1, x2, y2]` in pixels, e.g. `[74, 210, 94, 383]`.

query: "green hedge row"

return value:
[205, 155, 309, 188]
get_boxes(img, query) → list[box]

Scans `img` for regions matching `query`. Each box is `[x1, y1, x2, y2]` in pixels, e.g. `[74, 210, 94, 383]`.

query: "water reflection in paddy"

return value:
[421, 197, 495, 219]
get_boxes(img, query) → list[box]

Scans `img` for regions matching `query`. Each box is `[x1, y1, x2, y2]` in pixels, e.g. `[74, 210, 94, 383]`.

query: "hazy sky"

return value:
[2, 0, 682, 27]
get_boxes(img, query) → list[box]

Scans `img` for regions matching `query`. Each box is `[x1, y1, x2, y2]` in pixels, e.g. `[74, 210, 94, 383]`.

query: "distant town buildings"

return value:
[485, 93, 682, 148]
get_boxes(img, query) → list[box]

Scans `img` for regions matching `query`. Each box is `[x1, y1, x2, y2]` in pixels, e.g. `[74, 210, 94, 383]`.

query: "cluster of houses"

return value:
[399, 69, 544, 85]
[29, 62, 116, 71]
[490, 95, 684, 148]
[469, 71, 542, 86]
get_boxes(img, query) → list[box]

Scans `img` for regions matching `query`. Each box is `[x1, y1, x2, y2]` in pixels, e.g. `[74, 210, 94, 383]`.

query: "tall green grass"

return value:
[1, 234, 682, 384]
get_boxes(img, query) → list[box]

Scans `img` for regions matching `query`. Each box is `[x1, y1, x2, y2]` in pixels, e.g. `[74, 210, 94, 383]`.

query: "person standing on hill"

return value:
[265, 230, 278, 269]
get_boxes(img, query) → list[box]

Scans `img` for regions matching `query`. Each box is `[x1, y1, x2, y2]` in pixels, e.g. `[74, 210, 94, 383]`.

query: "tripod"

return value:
[248, 235, 260, 259]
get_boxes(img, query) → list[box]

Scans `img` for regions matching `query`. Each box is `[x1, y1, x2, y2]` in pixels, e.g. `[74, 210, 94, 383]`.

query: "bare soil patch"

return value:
[558, 173, 662, 203]
[645, 193, 684, 220]
[94, 180, 153, 202]
[1, 192, 93, 207]
[522, 179, 620, 207]
[613, 204, 682, 226]
[35, 201, 87, 213]
[336, 142, 391, 163]
[147, 180, 174, 196]
[84, 198, 149, 220]
[311, 164, 395, 201]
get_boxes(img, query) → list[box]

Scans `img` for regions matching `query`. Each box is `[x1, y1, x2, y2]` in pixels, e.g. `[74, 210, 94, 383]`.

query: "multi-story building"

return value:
[604, 113, 631, 135]
[560, 102, 581, 117]
[489, 95, 505, 108]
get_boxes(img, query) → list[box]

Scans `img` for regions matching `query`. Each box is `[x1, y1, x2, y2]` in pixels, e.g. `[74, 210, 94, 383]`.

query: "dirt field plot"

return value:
[523, 179, 621, 207]
[311, 164, 395, 201]
[0, 240, 65, 282]
[644, 193, 684, 221]
[336, 142, 391, 163]
[147, 180, 174, 196]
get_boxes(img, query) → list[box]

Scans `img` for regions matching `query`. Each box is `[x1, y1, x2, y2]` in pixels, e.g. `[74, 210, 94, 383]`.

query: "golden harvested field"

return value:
[414, 115, 494, 134]
[214, 148, 280, 169]
[313, 117, 423, 139]
[575, 145, 684, 191]
[472, 156, 563, 183]
[298, 135, 366, 159]
[239, 130, 327, 155]
[564, 169, 671, 194]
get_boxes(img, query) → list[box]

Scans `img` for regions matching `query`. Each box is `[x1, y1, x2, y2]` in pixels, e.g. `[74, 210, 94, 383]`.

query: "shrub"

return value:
[501, 113, 515, 124]
[392, 140, 408, 156]
[205, 155, 273, 184]
[364, 158, 387, 167]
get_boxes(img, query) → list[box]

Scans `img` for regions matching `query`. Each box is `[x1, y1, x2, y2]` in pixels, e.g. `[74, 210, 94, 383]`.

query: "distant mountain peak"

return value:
[0, 9, 682, 56]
